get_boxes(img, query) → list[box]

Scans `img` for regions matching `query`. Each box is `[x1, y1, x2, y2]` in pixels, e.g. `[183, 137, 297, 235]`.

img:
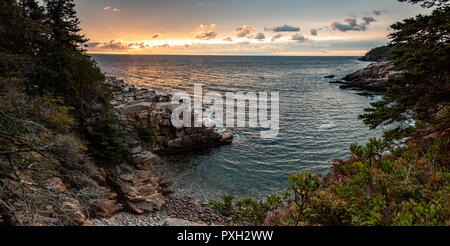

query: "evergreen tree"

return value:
[0, 0, 44, 78]
[20, 0, 45, 20]
[360, 0, 450, 140]
[34, 0, 105, 117]
[1, 0, 124, 163]
[399, 0, 449, 7]
[44, 0, 86, 50]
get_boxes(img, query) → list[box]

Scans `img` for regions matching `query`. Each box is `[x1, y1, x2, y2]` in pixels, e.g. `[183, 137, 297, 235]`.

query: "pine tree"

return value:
[0, 0, 44, 77]
[44, 0, 86, 50]
[34, 0, 104, 115]
[360, 0, 450, 140]
[20, 0, 45, 20]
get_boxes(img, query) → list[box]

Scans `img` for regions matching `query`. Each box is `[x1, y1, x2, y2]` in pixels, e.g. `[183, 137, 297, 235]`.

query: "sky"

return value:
[73, 0, 429, 56]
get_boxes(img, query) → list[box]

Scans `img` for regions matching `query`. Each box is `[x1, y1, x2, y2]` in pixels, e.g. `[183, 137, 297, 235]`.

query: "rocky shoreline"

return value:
[95, 59, 401, 226]
[328, 61, 402, 93]
[88, 77, 235, 226]
[92, 193, 233, 226]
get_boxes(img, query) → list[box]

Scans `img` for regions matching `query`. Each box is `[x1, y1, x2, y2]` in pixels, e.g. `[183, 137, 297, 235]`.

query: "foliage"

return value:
[359, 45, 393, 61]
[209, 195, 236, 217]
[87, 105, 125, 164]
[210, 194, 286, 226]
[0, 86, 104, 225]
[136, 123, 157, 146]
[360, 3, 450, 141]
[287, 171, 320, 225]
[0, 0, 46, 78]
[211, 138, 450, 226]
[398, 0, 449, 8]
[350, 138, 388, 166]
[0, 0, 125, 166]
[35, 94, 75, 132]
[210, 171, 319, 226]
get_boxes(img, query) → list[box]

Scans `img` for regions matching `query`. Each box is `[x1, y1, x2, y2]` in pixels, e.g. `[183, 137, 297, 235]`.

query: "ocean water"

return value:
[91, 54, 383, 200]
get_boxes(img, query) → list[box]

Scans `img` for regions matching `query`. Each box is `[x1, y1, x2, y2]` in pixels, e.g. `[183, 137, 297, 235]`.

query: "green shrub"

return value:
[88, 105, 125, 164]
[136, 123, 157, 146]
[211, 137, 450, 226]
[350, 138, 388, 166]
[209, 195, 236, 217]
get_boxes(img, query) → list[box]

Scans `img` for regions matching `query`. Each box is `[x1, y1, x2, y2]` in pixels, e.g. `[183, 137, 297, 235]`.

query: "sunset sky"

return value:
[74, 0, 429, 56]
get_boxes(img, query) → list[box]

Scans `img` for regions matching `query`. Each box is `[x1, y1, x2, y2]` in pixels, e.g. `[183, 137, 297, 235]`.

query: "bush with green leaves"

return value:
[350, 138, 389, 166]
[211, 137, 449, 226]
[136, 123, 157, 146]
[87, 106, 125, 164]
[210, 194, 286, 226]
[209, 195, 236, 218]
[210, 171, 319, 226]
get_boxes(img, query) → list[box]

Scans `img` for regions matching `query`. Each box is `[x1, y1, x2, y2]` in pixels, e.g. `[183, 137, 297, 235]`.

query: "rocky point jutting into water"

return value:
[328, 45, 402, 93]
[106, 77, 233, 154]
[329, 61, 403, 93]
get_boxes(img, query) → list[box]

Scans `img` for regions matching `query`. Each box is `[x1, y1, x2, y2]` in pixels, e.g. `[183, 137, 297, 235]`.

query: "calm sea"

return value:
[90, 54, 383, 200]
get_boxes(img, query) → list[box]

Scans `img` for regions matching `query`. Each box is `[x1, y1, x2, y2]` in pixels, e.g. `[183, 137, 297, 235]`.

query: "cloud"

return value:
[87, 40, 176, 51]
[373, 9, 389, 16]
[223, 37, 234, 42]
[291, 34, 307, 42]
[104, 5, 120, 13]
[271, 34, 283, 41]
[152, 33, 162, 39]
[156, 43, 170, 48]
[265, 24, 300, 32]
[102, 40, 129, 50]
[195, 24, 218, 40]
[129, 42, 148, 49]
[251, 33, 266, 40]
[362, 17, 376, 24]
[86, 42, 102, 48]
[88, 39, 129, 50]
[309, 26, 328, 36]
[236, 25, 255, 38]
[330, 17, 376, 32]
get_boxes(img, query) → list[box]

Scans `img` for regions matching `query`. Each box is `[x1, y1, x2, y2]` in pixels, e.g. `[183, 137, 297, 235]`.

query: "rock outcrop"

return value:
[97, 77, 233, 216]
[105, 151, 168, 214]
[330, 62, 403, 92]
[106, 77, 233, 154]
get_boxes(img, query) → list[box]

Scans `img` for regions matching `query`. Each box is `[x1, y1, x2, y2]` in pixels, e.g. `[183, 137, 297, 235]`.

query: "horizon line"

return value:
[87, 52, 364, 57]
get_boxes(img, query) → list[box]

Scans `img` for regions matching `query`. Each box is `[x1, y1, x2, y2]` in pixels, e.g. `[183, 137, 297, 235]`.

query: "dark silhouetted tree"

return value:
[360, 2, 450, 140]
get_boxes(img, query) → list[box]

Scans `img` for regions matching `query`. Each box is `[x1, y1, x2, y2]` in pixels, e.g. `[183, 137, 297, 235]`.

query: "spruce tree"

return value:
[35, 0, 104, 115]
[360, 0, 450, 140]
[0, 0, 43, 77]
